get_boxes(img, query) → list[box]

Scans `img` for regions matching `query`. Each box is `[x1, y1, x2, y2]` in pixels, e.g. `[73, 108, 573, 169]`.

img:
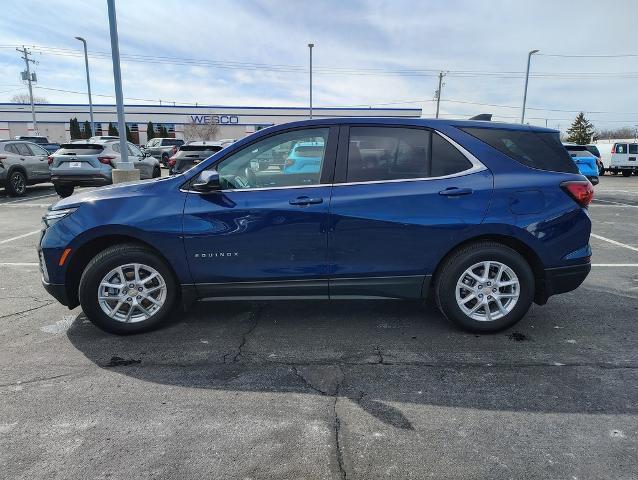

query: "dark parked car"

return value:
[14, 135, 60, 154]
[0, 140, 51, 196]
[168, 141, 232, 174]
[39, 118, 592, 335]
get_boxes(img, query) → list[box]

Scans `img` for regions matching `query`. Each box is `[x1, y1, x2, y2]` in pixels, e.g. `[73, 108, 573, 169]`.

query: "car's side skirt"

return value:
[189, 275, 431, 301]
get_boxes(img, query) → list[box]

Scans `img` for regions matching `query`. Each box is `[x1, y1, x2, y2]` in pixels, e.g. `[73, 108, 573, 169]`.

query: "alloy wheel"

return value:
[97, 263, 167, 323]
[455, 260, 520, 322]
[11, 172, 26, 195]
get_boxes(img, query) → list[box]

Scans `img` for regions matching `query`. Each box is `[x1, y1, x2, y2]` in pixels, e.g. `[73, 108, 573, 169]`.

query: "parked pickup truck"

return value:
[143, 137, 184, 167]
[608, 142, 638, 177]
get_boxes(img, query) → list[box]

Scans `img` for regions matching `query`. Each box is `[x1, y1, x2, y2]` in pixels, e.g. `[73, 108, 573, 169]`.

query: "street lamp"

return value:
[521, 49, 539, 124]
[75, 36, 95, 136]
[308, 43, 314, 119]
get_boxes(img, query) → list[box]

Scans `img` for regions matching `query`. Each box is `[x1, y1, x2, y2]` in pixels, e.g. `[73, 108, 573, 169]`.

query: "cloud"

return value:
[0, 0, 635, 130]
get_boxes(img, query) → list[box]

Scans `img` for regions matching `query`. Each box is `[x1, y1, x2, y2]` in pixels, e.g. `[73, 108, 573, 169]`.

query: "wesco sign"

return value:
[190, 114, 239, 125]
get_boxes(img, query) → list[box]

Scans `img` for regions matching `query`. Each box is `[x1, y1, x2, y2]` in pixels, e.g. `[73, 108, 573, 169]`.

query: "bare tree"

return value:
[183, 115, 220, 142]
[11, 93, 49, 104]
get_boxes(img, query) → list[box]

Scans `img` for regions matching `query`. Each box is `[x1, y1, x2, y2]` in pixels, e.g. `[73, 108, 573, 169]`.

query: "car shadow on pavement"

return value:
[66, 296, 638, 428]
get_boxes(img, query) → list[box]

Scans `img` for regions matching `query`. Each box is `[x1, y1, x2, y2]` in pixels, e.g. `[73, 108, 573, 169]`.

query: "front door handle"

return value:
[289, 196, 323, 206]
[439, 187, 473, 196]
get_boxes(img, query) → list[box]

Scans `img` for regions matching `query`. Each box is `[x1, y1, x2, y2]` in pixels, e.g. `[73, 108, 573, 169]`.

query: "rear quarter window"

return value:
[461, 127, 579, 174]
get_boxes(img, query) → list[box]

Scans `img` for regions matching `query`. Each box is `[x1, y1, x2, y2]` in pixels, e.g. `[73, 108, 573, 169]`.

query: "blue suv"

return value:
[38, 118, 593, 334]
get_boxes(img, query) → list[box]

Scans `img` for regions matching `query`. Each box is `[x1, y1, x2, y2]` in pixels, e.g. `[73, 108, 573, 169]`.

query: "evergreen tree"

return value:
[108, 122, 118, 136]
[565, 112, 595, 145]
[125, 124, 134, 143]
[82, 120, 92, 139]
[69, 118, 82, 139]
[146, 121, 155, 140]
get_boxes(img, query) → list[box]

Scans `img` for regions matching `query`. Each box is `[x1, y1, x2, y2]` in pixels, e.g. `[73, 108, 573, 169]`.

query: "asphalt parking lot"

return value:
[1, 175, 637, 479]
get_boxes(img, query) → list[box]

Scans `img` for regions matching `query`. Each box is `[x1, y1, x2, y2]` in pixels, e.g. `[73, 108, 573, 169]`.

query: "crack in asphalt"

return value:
[292, 365, 347, 479]
[0, 301, 54, 320]
[0, 371, 84, 388]
[222, 306, 262, 364]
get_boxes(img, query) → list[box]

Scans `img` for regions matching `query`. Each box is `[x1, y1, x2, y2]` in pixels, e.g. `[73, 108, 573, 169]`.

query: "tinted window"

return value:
[162, 139, 183, 146]
[180, 145, 223, 152]
[629, 144, 638, 154]
[462, 127, 578, 174]
[26, 144, 48, 156]
[566, 146, 596, 158]
[347, 127, 431, 182]
[128, 143, 142, 156]
[15, 143, 32, 156]
[585, 145, 600, 157]
[346, 127, 471, 182]
[215, 128, 329, 190]
[5, 144, 19, 155]
[431, 134, 472, 177]
[614, 144, 628, 154]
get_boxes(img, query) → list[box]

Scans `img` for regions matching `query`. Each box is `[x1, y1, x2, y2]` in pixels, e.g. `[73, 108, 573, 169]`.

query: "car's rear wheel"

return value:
[79, 244, 177, 334]
[7, 170, 27, 197]
[54, 184, 75, 198]
[434, 241, 534, 333]
[622, 170, 632, 177]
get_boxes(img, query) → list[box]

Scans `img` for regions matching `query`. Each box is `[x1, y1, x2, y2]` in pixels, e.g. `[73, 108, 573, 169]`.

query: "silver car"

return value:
[0, 140, 51, 196]
[49, 140, 161, 197]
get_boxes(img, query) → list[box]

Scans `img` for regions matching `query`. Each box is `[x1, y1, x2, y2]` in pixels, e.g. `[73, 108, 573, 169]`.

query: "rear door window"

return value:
[26, 144, 48, 156]
[15, 143, 32, 156]
[461, 127, 578, 174]
[346, 127, 472, 182]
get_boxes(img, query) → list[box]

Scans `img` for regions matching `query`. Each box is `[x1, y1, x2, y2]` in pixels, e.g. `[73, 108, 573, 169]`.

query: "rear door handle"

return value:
[439, 187, 473, 197]
[289, 196, 323, 206]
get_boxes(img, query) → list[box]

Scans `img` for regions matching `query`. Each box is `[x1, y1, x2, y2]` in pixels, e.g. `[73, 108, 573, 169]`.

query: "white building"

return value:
[0, 103, 422, 144]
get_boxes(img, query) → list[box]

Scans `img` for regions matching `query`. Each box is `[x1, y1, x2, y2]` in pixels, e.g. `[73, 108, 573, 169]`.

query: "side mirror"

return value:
[192, 169, 221, 192]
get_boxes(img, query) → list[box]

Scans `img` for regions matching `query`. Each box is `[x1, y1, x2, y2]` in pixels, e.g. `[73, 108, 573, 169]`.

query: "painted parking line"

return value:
[591, 199, 638, 208]
[591, 233, 638, 253]
[1, 192, 57, 204]
[2, 204, 51, 208]
[0, 262, 39, 266]
[0, 230, 41, 245]
[592, 264, 638, 267]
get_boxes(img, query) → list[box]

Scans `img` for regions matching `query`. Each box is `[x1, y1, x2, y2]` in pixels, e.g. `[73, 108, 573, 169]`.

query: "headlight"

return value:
[42, 207, 77, 228]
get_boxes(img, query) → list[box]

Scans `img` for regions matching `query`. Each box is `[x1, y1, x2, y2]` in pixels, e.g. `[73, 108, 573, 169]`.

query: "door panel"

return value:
[182, 126, 338, 297]
[328, 125, 493, 297]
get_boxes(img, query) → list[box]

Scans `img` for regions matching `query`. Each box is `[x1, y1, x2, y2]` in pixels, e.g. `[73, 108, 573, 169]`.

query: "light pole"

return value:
[521, 49, 539, 124]
[308, 43, 314, 119]
[75, 36, 95, 136]
[107, 0, 138, 183]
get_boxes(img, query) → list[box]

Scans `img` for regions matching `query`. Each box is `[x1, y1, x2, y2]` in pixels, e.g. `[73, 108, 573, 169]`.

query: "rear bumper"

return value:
[51, 174, 111, 187]
[535, 262, 591, 305]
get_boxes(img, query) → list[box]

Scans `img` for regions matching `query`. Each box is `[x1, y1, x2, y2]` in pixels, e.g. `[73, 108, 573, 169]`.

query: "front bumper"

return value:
[41, 277, 70, 307]
[535, 262, 591, 304]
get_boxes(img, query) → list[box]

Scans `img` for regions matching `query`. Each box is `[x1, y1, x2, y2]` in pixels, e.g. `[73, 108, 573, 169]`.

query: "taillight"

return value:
[168, 156, 176, 168]
[98, 155, 116, 167]
[47, 155, 54, 165]
[561, 180, 594, 207]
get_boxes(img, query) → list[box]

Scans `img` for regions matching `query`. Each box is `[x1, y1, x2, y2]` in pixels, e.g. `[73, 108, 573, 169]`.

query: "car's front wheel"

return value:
[79, 244, 177, 334]
[434, 241, 534, 333]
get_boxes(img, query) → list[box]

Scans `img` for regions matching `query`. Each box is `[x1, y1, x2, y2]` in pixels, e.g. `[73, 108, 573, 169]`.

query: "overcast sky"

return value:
[0, 0, 635, 131]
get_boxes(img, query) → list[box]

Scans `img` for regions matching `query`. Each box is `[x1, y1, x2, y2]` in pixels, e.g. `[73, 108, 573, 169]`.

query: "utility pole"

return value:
[435, 71, 446, 119]
[521, 49, 539, 124]
[308, 43, 314, 119]
[16, 46, 38, 134]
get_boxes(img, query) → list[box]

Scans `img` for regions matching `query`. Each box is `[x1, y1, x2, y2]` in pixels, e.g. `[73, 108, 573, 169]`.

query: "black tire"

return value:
[612, 170, 618, 175]
[78, 243, 178, 334]
[434, 241, 535, 333]
[6, 170, 27, 197]
[161, 154, 169, 167]
[54, 184, 75, 198]
[598, 167, 605, 176]
[152, 166, 161, 178]
[622, 170, 632, 177]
